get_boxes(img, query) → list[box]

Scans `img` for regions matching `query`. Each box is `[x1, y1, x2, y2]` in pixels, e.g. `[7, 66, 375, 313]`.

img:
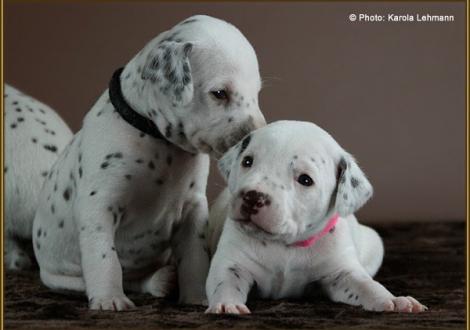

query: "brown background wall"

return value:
[4, 1, 466, 222]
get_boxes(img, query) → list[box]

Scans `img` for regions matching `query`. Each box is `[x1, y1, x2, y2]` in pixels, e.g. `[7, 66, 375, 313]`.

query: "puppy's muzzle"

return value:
[240, 190, 271, 217]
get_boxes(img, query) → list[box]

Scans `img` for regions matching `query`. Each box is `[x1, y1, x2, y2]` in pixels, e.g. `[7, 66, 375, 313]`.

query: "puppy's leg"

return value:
[171, 198, 210, 304]
[4, 235, 32, 270]
[205, 254, 253, 314]
[76, 204, 134, 311]
[349, 217, 384, 277]
[125, 265, 176, 298]
[321, 265, 427, 313]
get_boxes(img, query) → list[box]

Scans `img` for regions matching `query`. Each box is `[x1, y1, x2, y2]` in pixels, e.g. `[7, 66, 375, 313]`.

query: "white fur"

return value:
[4, 84, 73, 270]
[206, 120, 427, 314]
[32, 15, 265, 311]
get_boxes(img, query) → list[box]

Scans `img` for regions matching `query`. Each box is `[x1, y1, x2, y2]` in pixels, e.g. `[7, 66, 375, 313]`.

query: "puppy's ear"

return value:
[333, 154, 373, 217]
[141, 41, 194, 105]
[217, 144, 238, 181]
[217, 134, 251, 181]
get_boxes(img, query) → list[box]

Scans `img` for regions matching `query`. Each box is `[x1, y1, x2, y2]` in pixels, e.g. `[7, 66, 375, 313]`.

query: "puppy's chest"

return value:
[255, 250, 317, 299]
[253, 241, 339, 299]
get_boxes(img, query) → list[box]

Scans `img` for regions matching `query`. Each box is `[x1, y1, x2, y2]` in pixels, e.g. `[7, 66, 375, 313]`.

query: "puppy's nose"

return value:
[242, 190, 271, 208]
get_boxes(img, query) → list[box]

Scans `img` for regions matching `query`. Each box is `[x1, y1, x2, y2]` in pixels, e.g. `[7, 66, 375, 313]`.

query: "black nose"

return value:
[242, 190, 271, 208]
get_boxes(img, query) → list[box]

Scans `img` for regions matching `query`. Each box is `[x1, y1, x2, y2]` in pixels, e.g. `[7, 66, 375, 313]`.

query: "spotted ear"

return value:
[334, 154, 373, 217]
[217, 144, 238, 181]
[141, 41, 194, 105]
[218, 134, 251, 181]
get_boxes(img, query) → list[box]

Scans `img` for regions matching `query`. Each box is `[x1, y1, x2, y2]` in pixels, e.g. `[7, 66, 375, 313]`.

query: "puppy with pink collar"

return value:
[206, 120, 427, 314]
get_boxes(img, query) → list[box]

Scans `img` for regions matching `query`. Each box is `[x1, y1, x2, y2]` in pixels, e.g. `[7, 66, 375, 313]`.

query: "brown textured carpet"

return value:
[3, 222, 466, 330]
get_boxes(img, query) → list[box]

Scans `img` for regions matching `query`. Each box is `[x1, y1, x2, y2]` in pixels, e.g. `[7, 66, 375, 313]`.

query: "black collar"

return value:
[108, 67, 165, 140]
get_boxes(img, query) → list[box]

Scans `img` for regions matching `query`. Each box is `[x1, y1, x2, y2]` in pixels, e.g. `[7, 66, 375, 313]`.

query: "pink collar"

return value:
[290, 213, 340, 248]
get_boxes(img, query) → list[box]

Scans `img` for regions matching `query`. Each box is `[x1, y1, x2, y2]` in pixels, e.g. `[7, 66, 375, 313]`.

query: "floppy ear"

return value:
[333, 154, 373, 217]
[217, 134, 251, 181]
[141, 41, 194, 105]
[217, 144, 239, 181]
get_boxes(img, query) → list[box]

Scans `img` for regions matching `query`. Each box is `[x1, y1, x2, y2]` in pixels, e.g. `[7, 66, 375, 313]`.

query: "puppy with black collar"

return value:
[32, 15, 265, 310]
[206, 120, 427, 314]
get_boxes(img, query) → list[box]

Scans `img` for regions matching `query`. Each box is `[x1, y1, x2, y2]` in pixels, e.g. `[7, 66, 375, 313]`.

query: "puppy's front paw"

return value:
[89, 294, 135, 311]
[205, 302, 251, 314]
[371, 296, 428, 313]
[5, 250, 32, 271]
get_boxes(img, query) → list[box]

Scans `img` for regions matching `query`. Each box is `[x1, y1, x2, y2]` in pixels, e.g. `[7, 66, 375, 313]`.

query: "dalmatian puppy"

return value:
[32, 15, 265, 311]
[206, 120, 427, 314]
[4, 84, 73, 270]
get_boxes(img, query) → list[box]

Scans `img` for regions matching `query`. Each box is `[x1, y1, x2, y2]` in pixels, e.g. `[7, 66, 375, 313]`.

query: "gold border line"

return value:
[465, 0, 470, 329]
[1, 0, 4, 328]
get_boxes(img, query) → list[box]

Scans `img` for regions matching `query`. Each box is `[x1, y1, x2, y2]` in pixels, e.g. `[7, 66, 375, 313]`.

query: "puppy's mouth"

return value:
[233, 218, 275, 236]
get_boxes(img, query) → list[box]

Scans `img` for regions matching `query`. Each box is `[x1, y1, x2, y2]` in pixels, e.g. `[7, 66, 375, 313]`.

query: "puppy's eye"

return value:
[241, 156, 253, 168]
[210, 90, 229, 100]
[297, 174, 314, 187]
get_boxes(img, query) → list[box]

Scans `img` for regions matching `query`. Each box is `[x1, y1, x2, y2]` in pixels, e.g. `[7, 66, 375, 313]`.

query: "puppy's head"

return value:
[218, 120, 373, 244]
[126, 15, 265, 157]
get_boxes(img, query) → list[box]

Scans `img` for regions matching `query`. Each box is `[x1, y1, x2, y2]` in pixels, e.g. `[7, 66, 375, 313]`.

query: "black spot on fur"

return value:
[37, 228, 42, 237]
[31, 138, 37, 143]
[101, 162, 109, 169]
[239, 135, 251, 156]
[148, 161, 155, 170]
[155, 179, 164, 185]
[41, 171, 48, 177]
[17, 117, 24, 122]
[63, 187, 71, 201]
[165, 123, 173, 138]
[135, 159, 144, 164]
[90, 191, 96, 196]
[43, 144, 58, 153]
[58, 220, 64, 228]
[213, 281, 223, 295]
[189, 181, 195, 188]
[35, 118, 46, 125]
[51, 204, 55, 214]
[10, 123, 17, 129]
[78, 167, 83, 178]
[351, 177, 360, 188]
[125, 174, 132, 180]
